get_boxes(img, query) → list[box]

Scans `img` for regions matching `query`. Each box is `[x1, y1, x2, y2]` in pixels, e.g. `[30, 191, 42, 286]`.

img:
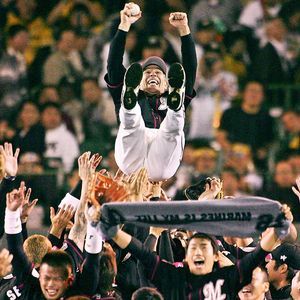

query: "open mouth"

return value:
[241, 287, 252, 294]
[45, 289, 58, 297]
[147, 78, 159, 85]
[194, 259, 205, 267]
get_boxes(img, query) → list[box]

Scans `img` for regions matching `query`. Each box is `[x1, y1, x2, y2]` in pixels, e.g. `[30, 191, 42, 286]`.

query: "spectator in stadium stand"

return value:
[276, 109, 300, 161]
[216, 81, 275, 171]
[13, 100, 45, 161]
[252, 17, 293, 86]
[0, 25, 29, 120]
[41, 101, 79, 174]
[259, 160, 300, 222]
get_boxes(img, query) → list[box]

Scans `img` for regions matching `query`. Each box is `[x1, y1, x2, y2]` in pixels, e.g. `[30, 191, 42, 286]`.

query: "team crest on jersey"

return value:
[203, 279, 226, 300]
[158, 97, 167, 110]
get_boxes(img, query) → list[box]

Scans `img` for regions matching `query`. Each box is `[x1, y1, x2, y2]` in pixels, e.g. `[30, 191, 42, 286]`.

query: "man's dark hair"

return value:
[242, 80, 264, 92]
[40, 250, 73, 279]
[18, 99, 41, 113]
[131, 287, 164, 300]
[97, 253, 116, 295]
[6, 24, 27, 39]
[187, 232, 219, 255]
[71, 3, 90, 15]
[40, 101, 62, 113]
[82, 77, 99, 85]
[221, 167, 241, 181]
[274, 260, 296, 282]
[282, 109, 300, 117]
[53, 27, 74, 42]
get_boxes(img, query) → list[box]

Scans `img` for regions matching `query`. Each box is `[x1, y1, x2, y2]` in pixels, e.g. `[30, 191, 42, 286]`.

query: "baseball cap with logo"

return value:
[142, 56, 167, 74]
[269, 243, 300, 269]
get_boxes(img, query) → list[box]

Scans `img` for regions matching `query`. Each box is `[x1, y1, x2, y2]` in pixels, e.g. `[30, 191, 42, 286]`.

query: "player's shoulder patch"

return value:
[172, 262, 184, 268]
[61, 242, 68, 251]
[31, 268, 39, 278]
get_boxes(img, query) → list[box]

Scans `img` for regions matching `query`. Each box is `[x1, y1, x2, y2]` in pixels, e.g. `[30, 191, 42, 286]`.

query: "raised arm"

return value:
[107, 3, 142, 84]
[48, 204, 75, 247]
[68, 152, 102, 251]
[237, 204, 294, 289]
[75, 204, 104, 296]
[5, 188, 32, 282]
[0, 142, 20, 238]
[0, 249, 13, 279]
[0, 142, 19, 180]
[169, 12, 197, 98]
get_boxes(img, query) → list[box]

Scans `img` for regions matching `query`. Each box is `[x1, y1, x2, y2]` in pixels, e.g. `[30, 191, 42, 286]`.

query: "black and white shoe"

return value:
[121, 63, 143, 110]
[167, 63, 186, 111]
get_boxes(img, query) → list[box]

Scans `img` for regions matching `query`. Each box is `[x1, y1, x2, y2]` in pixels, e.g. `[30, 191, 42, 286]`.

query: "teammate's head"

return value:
[140, 56, 168, 95]
[185, 232, 219, 275]
[238, 266, 270, 300]
[66, 297, 90, 300]
[131, 287, 164, 300]
[265, 243, 300, 286]
[291, 271, 300, 299]
[23, 234, 52, 267]
[39, 250, 73, 300]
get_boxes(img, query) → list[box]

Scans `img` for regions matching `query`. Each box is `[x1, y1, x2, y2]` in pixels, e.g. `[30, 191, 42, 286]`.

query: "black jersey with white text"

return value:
[126, 236, 268, 300]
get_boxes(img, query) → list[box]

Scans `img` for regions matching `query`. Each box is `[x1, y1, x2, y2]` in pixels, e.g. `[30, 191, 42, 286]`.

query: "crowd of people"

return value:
[0, 0, 300, 299]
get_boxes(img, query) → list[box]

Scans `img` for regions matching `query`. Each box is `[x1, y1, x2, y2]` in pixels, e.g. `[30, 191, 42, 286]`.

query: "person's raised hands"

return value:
[169, 12, 190, 36]
[50, 205, 75, 238]
[0, 142, 19, 177]
[6, 188, 23, 212]
[198, 177, 223, 201]
[146, 181, 171, 201]
[0, 249, 13, 278]
[119, 2, 142, 31]
[125, 167, 148, 201]
[78, 152, 102, 182]
[19, 181, 38, 223]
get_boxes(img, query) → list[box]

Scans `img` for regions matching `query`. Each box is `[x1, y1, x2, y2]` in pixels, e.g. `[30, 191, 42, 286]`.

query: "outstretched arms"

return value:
[107, 3, 142, 85]
[68, 152, 102, 251]
[169, 12, 197, 97]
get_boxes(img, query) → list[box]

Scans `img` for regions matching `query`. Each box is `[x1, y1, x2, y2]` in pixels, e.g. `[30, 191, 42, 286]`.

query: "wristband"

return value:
[5, 208, 22, 234]
[4, 176, 16, 181]
[85, 222, 103, 254]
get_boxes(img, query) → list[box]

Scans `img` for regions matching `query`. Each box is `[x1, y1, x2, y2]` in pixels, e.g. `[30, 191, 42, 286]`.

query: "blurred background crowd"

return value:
[0, 0, 300, 227]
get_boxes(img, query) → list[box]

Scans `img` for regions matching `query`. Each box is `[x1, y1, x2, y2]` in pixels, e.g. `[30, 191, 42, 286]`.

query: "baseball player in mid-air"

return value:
[105, 2, 197, 181]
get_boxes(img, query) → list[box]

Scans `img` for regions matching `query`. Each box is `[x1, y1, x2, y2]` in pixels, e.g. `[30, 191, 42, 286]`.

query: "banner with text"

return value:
[101, 197, 287, 237]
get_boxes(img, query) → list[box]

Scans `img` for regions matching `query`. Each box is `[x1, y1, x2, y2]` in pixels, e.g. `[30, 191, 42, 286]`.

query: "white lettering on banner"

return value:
[203, 279, 226, 300]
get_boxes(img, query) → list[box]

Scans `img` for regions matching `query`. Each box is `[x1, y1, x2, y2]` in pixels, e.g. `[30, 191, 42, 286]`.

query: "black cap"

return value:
[271, 243, 300, 269]
[142, 56, 167, 74]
